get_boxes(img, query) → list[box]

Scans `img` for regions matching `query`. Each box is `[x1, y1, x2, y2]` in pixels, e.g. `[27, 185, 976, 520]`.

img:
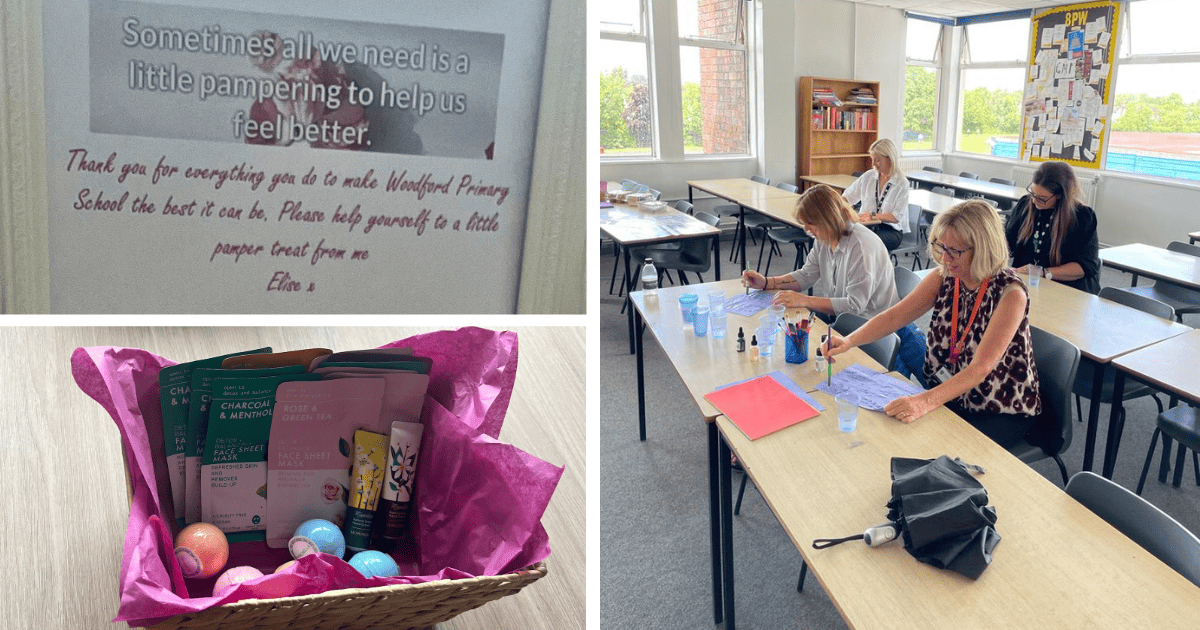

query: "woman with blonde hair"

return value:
[1006, 160, 1100, 294]
[742, 184, 925, 379]
[825, 199, 1042, 448]
[842, 138, 910, 251]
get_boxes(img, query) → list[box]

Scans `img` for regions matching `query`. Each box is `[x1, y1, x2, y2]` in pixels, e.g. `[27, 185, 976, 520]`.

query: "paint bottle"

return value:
[736, 327, 746, 352]
[750, 335, 759, 361]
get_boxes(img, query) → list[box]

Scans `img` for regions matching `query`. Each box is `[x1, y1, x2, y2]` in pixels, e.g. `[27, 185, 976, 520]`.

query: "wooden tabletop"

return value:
[751, 196, 804, 229]
[1100, 243, 1200, 290]
[718, 384, 1199, 629]
[1026, 278, 1192, 362]
[687, 178, 800, 206]
[907, 171, 1024, 202]
[599, 201, 721, 246]
[629, 278, 880, 420]
[798, 174, 858, 191]
[1111, 329, 1200, 405]
[907, 188, 961, 216]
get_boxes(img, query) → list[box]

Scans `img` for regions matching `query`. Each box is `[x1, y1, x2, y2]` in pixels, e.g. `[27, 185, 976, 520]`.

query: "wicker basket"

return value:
[120, 448, 547, 629]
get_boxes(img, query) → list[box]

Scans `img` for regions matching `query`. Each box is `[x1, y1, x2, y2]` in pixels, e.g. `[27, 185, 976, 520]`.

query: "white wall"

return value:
[852, 5, 906, 144]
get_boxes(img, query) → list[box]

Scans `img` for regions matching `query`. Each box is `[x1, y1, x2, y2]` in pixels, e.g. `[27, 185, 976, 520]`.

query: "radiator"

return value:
[899, 156, 944, 174]
[1011, 164, 1099, 208]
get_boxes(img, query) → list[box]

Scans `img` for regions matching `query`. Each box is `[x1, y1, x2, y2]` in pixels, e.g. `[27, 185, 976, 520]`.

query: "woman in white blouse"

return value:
[842, 138, 909, 251]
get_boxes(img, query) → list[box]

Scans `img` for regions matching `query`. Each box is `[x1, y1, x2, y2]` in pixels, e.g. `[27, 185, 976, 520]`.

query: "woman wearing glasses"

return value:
[1006, 161, 1100, 294]
[825, 200, 1042, 448]
[741, 184, 925, 380]
[842, 138, 910, 251]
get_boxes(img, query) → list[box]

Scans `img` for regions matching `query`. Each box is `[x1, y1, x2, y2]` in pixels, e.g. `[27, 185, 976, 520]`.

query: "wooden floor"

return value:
[0, 326, 585, 629]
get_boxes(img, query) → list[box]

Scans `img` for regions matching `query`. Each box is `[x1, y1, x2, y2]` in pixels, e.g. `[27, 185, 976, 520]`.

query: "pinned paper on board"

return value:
[1021, 1, 1118, 169]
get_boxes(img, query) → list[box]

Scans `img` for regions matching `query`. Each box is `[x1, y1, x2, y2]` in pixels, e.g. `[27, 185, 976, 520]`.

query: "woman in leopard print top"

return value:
[826, 199, 1042, 448]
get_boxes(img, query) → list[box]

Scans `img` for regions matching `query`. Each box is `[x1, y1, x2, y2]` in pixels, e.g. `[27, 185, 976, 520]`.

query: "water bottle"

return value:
[641, 258, 658, 294]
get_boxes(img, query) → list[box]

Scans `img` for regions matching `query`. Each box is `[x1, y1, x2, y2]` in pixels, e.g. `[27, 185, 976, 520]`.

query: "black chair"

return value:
[1137, 405, 1200, 495]
[714, 175, 770, 264]
[851, 171, 865, 177]
[1072, 289, 1169, 458]
[894, 264, 921, 300]
[1066, 471, 1200, 587]
[1116, 241, 1200, 323]
[1011, 326, 1079, 485]
[921, 187, 954, 240]
[890, 203, 926, 270]
[988, 177, 1017, 214]
[958, 171, 979, 180]
[832, 313, 900, 371]
[922, 166, 943, 173]
[612, 200, 693, 297]
[746, 182, 798, 272]
[629, 211, 722, 286]
[762, 227, 812, 277]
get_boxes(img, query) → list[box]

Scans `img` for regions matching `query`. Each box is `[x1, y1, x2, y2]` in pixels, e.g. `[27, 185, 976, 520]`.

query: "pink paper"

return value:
[71, 328, 561, 627]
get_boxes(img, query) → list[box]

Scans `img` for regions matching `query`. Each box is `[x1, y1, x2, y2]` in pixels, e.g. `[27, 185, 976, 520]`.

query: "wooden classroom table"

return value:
[628, 278, 885, 629]
[600, 200, 723, 354]
[1109, 329, 1200, 484]
[906, 170, 1024, 203]
[797, 173, 857, 191]
[907, 188, 961, 216]
[717, 381, 1200, 630]
[686, 178, 801, 269]
[1025, 278, 1192, 475]
[1100, 242, 1200, 290]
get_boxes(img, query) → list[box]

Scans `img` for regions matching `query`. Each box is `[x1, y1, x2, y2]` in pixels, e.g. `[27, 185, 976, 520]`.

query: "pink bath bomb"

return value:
[173, 523, 229, 579]
[212, 566, 264, 597]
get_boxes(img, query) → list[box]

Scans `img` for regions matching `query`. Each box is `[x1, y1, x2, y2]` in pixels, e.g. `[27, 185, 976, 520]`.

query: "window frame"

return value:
[904, 17, 944, 155]
[600, 0, 759, 164]
[953, 19, 1031, 157]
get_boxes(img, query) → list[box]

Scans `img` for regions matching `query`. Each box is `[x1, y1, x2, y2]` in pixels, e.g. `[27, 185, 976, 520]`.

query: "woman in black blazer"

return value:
[1005, 161, 1100, 294]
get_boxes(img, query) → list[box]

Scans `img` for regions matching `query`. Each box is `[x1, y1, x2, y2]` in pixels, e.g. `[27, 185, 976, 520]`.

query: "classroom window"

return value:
[600, 1, 654, 157]
[1108, 0, 1200, 182]
[904, 18, 942, 152]
[679, 0, 749, 155]
[956, 20, 1028, 156]
[600, 0, 755, 160]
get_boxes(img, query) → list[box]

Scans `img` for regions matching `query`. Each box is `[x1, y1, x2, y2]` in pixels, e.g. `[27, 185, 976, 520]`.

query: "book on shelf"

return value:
[848, 87, 877, 105]
[811, 106, 876, 130]
[812, 86, 843, 107]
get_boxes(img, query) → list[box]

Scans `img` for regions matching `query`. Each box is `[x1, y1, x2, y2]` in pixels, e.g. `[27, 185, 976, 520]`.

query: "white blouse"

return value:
[786, 223, 899, 319]
[842, 170, 910, 233]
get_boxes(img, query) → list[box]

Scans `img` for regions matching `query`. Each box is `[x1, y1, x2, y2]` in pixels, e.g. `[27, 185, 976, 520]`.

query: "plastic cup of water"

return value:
[768, 304, 786, 321]
[1028, 265, 1042, 287]
[758, 324, 775, 357]
[708, 291, 726, 317]
[693, 304, 709, 337]
[711, 312, 728, 339]
[678, 293, 699, 323]
[836, 394, 859, 433]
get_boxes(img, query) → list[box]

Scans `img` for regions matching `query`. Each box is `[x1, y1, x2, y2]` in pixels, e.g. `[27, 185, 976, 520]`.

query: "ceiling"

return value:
[841, 0, 1050, 18]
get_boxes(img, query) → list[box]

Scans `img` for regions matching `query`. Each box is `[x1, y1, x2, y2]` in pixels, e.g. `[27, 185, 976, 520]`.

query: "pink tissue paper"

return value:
[71, 327, 563, 627]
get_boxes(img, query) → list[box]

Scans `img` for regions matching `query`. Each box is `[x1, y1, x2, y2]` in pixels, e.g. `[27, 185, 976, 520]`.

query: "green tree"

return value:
[682, 82, 702, 148]
[600, 68, 635, 150]
[903, 66, 937, 137]
[961, 87, 995, 135]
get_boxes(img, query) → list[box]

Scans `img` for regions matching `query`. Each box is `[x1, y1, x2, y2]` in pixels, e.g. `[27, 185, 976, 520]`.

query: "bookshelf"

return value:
[797, 76, 879, 181]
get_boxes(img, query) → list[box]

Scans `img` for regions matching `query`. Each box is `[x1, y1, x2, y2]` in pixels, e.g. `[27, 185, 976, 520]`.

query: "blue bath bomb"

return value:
[289, 519, 346, 560]
[349, 550, 400, 578]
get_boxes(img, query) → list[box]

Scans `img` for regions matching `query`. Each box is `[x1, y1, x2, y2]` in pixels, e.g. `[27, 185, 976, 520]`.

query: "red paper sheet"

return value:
[704, 375, 820, 440]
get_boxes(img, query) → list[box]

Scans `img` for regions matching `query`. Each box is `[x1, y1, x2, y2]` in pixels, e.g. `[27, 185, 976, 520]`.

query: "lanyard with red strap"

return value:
[949, 277, 990, 365]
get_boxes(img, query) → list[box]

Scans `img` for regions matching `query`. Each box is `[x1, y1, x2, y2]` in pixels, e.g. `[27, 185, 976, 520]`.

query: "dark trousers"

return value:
[945, 401, 1038, 450]
[869, 224, 902, 250]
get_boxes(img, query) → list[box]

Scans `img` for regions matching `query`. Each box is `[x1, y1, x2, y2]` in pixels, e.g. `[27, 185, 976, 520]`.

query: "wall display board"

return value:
[41, 0, 553, 313]
[1020, 1, 1119, 169]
